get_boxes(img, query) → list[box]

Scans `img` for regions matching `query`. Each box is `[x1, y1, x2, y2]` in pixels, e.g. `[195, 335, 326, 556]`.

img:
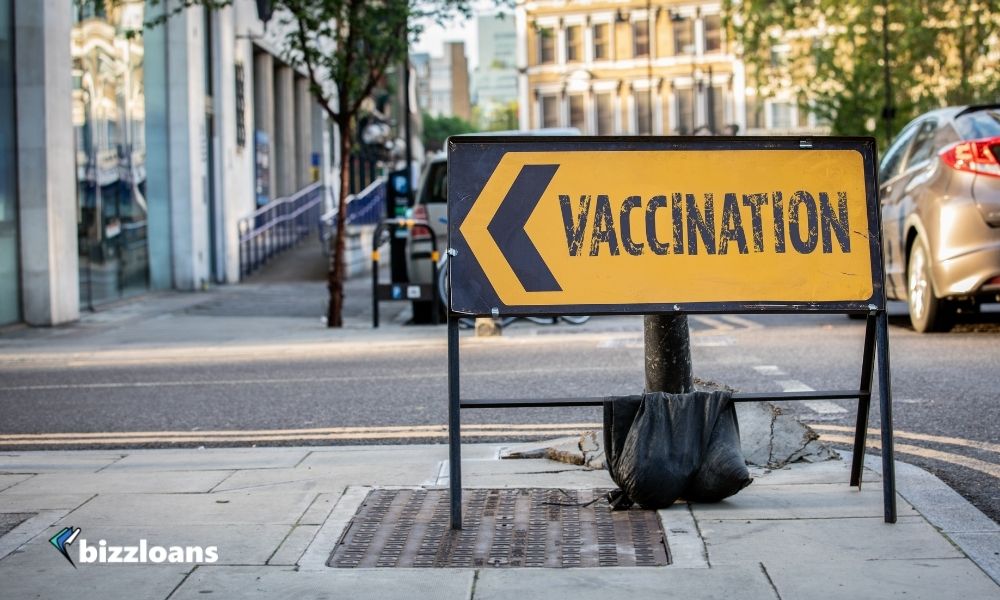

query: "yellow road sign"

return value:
[448, 138, 881, 315]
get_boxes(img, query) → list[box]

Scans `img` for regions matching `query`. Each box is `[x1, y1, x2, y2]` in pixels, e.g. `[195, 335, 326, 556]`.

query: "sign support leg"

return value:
[876, 310, 897, 523]
[448, 315, 463, 529]
[850, 312, 878, 487]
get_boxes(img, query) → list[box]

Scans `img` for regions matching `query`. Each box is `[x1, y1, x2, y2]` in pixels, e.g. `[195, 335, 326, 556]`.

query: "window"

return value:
[676, 87, 695, 134]
[565, 25, 582, 62]
[673, 16, 694, 55]
[879, 123, 919, 183]
[769, 101, 794, 129]
[635, 90, 652, 134]
[569, 95, 586, 130]
[596, 93, 614, 135]
[538, 28, 555, 64]
[905, 120, 939, 168]
[633, 20, 650, 58]
[234, 63, 246, 148]
[593, 23, 610, 60]
[709, 85, 725, 134]
[703, 14, 722, 53]
[541, 95, 559, 128]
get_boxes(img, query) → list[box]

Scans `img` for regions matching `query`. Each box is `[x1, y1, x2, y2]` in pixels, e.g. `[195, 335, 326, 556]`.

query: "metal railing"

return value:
[238, 182, 325, 278]
[320, 177, 387, 254]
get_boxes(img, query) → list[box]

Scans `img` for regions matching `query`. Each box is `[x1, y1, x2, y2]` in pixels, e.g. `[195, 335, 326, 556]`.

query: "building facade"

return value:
[473, 14, 519, 124]
[427, 41, 472, 121]
[516, 0, 746, 135]
[2, 0, 336, 327]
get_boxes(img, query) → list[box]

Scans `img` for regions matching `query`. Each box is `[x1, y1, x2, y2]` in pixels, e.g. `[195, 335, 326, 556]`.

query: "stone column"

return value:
[253, 51, 276, 202]
[294, 75, 313, 189]
[273, 62, 296, 197]
[14, 0, 79, 325]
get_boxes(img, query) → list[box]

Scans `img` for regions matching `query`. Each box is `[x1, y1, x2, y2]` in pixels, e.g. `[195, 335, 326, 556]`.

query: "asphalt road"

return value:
[1, 303, 998, 524]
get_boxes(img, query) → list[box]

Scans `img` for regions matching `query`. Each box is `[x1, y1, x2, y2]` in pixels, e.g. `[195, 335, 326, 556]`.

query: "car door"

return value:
[889, 119, 940, 294]
[878, 123, 920, 299]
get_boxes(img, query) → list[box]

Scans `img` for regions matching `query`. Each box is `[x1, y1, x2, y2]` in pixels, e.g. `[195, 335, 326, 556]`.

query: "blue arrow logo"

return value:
[49, 526, 81, 568]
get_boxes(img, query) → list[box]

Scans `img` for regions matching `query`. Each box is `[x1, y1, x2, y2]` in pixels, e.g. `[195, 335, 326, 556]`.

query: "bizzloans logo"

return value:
[50, 527, 218, 567]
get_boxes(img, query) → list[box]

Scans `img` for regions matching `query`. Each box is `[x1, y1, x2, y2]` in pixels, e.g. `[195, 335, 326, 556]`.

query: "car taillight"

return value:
[940, 136, 1000, 178]
[412, 205, 430, 240]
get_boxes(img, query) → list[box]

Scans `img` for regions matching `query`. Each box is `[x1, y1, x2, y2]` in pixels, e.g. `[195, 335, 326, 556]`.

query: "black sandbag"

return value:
[603, 391, 751, 509]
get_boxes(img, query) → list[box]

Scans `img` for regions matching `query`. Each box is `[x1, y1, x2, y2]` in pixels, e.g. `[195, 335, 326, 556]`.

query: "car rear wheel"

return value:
[907, 240, 952, 333]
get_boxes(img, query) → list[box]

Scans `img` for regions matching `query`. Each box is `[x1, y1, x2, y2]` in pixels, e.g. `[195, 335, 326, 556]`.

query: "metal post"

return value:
[644, 315, 693, 393]
[876, 310, 897, 523]
[851, 312, 878, 487]
[372, 224, 382, 328]
[431, 250, 440, 326]
[448, 315, 462, 529]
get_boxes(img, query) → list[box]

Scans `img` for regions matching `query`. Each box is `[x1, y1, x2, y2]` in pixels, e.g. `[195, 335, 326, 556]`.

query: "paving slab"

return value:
[0, 474, 32, 492]
[694, 483, 917, 520]
[0, 452, 125, 472]
[947, 532, 1000, 584]
[0, 560, 188, 600]
[473, 564, 780, 600]
[65, 491, 316, 526]
[452, 456, 615, 488]
[0, 523, 291, 567]
[0, 492, 95, 511]
[299, 492, 343, 525]
[268, 525, 321, 565]
[101, 448, 310, 472]
[699, 515, 963, 565]
[212, 461, 438, 492]
[748, 458, 881, 485]
[4, 470, 232, 495]
[171, 565, 475, 600]
[764, 557, 1000, 600]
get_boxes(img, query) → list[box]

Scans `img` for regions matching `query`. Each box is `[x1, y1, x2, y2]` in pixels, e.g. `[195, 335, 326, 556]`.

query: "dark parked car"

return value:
[879, 105, 1000, 332]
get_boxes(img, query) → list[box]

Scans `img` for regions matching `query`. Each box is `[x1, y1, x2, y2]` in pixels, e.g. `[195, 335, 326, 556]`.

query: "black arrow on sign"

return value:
[486, 164, 562, 293]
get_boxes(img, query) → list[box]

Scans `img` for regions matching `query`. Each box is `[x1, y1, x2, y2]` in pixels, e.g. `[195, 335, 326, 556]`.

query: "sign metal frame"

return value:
[444, 136, 896, 529]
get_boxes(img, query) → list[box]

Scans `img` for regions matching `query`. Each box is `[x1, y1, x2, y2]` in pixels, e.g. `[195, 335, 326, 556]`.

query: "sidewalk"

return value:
[1, 445, 997, 599]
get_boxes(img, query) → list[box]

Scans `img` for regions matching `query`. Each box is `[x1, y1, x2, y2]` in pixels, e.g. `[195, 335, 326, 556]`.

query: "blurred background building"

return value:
[1, 0, 338, 327]
[517, 0, 746, 135]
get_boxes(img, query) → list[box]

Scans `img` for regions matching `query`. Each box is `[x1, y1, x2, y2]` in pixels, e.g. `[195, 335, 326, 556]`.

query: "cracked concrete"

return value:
[501, 380, 836, 470]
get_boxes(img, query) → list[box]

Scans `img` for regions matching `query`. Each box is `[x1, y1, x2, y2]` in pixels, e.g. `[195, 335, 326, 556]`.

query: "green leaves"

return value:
[727, 0, 1000, 146]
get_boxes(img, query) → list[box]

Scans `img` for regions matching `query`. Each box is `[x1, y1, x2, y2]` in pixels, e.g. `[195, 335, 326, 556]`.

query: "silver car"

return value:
[879, 105, 1000, 332]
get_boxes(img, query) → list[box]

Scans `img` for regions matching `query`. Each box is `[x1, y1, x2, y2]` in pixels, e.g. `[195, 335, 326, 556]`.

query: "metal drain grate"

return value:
[328, 488, 669, 568]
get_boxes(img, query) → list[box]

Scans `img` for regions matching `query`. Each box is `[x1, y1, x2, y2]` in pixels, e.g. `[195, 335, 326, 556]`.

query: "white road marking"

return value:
[719, 315, 762, 329]
[690, 316, 733, 331]
[753, 365, 787, 377]
[776, 379, 848, 414]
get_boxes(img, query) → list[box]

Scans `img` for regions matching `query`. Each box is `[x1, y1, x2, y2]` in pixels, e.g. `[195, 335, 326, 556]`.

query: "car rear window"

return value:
[954, 109, 1000, 139]
[421, 162, 448, 204]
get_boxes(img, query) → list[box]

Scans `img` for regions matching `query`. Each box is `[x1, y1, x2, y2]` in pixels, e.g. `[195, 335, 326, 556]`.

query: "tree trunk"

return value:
[327, 119, 352, 328]
[644, 315, 693, 394]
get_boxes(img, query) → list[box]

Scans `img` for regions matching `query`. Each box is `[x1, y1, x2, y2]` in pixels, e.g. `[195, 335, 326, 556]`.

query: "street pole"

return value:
[403, 47, 413, 199]
[881, 0, 895, 146]
[644, 315, 693, 393]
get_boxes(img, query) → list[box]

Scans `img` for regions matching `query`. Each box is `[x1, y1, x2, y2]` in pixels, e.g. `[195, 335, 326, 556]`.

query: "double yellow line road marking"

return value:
[1, 422, 996, 482]
[0, 423, 604, 447]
